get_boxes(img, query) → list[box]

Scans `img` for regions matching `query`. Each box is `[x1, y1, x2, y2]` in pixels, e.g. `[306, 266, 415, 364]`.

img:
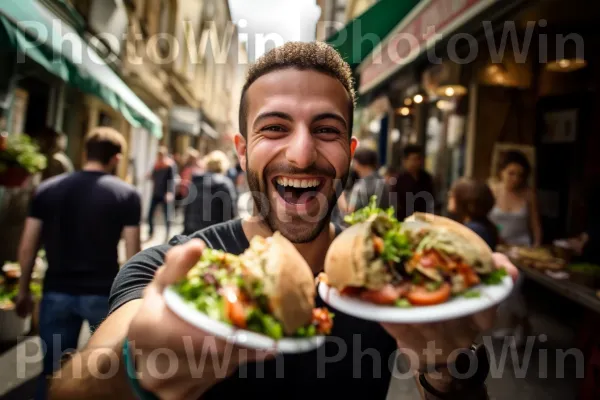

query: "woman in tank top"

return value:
[489, 150, 542, 247]
[489, 150, 541, 347]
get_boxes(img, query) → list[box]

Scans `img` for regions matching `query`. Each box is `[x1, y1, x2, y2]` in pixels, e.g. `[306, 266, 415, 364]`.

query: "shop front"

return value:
[0, 0, 162, 305]
[0, 0, 164, 161]
[354, 0, 529, 193]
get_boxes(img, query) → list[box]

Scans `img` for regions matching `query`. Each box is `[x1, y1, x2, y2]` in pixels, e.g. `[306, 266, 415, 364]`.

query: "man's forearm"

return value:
[18, 247, 37, 293]
[49, 338, 135, 400]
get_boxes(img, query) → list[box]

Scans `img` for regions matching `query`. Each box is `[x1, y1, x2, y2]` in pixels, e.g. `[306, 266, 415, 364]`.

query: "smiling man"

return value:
[49, 43, 509, 400]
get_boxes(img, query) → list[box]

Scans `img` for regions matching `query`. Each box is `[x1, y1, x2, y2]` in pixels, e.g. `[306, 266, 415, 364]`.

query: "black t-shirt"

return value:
[31, 171, 141, 295]
[109, 219, 398, 399]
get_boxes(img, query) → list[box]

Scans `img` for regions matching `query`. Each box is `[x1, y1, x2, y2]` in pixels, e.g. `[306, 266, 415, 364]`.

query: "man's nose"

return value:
[285, 127, 317, 169]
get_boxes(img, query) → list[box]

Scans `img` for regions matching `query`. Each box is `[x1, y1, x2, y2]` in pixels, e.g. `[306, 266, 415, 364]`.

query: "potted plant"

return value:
[0, 133, 47, 188]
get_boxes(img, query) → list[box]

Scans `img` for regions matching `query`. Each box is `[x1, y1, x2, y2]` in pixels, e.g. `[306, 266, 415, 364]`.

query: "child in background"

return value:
[447, 177, 499, 249]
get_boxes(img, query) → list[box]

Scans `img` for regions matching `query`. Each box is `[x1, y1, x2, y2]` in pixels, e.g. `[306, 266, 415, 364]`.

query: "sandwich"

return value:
[174, 232, 333, 339]
[324, 198, 506, 307]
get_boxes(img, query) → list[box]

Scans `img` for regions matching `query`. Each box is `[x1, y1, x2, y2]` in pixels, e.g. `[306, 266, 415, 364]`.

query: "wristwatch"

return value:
[419, 344, 490, 400]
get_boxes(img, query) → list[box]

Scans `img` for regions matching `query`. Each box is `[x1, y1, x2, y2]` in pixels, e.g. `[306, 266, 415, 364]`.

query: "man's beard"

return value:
[246, 159, 349, 244]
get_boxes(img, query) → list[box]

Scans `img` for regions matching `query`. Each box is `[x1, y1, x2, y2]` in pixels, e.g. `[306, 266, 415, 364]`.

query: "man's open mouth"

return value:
[273, 176, 324, 205]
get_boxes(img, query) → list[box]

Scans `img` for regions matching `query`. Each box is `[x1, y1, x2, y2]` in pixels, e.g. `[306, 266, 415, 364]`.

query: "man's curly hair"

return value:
[238, 42, 356, 138]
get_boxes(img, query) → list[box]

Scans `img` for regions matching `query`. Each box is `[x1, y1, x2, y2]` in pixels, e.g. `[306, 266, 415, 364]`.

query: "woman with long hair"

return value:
[489, 150, 542, 247]
[489, 150, 540, 346]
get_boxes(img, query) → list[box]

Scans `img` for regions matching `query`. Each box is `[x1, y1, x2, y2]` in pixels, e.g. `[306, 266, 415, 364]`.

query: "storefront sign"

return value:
[359, 0, 497, 94]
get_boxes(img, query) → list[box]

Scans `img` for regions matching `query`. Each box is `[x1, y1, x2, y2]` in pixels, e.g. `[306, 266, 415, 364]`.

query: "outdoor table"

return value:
[509, 260, 600, 314]
[507, 258, 600, 398]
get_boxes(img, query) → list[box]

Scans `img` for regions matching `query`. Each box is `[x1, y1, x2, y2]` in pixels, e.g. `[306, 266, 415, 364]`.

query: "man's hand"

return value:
[127, 239, 271, 399]
[15, 290, 33, 318]
[381, 253, 519, 384]
[165, 192, 174, 203]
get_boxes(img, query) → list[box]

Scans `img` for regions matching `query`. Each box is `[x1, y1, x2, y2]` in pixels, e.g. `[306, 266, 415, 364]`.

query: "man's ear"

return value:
[350, 137, 359, 158]
[113, 153, 123, 166]
[234, 134, 247, 171]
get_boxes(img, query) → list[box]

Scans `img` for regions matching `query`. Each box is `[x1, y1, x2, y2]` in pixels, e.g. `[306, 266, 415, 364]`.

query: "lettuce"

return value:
[481, 268, 508, 285]
[246, 308, 283, 339]
[344, 195, 397, 226]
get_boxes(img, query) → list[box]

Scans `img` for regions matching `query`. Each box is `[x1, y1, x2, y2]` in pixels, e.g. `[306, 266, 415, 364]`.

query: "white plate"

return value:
[163, 286, 325, 353]
[318, 276, 513, 324]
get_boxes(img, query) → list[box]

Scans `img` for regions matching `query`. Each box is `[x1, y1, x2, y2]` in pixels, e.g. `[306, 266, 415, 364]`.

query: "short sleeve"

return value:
[29, 186, 46, 220]
[122, 190, 142, 227]
[108, 243, 171, 315]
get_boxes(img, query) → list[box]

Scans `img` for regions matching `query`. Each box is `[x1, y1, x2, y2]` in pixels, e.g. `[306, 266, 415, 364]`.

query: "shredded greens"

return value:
[344, 196, 412, 264]
[425, 281, 442, 292]
[463, 290, 481, 298]
[381, 228, 413, 264]
[344, 195, 397, 226]
[481, 268, 508, 285]
[246, 308, 284, 340]
[395, 298, 412, 308]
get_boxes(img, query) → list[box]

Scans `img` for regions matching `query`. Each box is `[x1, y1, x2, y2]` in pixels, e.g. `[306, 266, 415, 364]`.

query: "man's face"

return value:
[403, 153, 423, 174]
[235, 68, 357, 243]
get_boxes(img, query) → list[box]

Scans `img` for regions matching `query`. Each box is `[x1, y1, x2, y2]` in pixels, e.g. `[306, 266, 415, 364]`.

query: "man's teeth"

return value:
[276, 177, 320, 188]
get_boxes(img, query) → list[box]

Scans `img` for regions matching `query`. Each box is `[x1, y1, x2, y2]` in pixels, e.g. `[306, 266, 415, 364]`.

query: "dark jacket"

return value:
[392, 169, 435, 220]
[183, 172, 238, 235]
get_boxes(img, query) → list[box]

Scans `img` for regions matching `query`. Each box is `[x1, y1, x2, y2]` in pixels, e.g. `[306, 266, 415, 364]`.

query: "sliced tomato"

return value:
[406, 283, 451, 306]
[341, 286, 363, 296]
[223, 287, 248, 328]
[373, 235, 384, 255]
[360, 284, 401, 305]
[312, 308, 333, 335]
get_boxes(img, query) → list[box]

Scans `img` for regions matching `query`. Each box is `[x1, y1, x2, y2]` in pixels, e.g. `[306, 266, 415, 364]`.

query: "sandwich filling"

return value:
[341, 197, 507, 307]
[174, 240, 332, 339]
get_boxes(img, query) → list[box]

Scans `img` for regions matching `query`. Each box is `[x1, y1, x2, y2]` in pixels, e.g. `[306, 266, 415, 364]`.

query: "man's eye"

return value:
[314, 127, 340, 134]
[262, 125, 286, 132]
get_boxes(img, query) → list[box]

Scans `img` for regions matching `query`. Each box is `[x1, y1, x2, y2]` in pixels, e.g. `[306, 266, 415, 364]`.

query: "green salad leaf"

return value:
[481, 268, 508, 285]
[463, 290, 481, 298]
[247, 308, 284, 339]
[344, 195, 397, 226]
[395, 298, 412, 308]
[381, 228, 413, 264]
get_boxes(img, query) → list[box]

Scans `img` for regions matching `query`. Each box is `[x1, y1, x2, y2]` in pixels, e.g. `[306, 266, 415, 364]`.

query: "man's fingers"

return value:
[492, 252, 519, 282]
[155, 239, 205, 289]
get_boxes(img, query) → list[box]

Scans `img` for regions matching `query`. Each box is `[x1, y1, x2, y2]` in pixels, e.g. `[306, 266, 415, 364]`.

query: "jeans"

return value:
[35, 292, 109, 400]
[148, 195, 171, 237]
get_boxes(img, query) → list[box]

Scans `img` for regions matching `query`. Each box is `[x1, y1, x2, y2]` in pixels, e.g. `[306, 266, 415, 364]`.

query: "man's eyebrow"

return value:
[253, 111, 293, 129]
[312, 113, 347, 130]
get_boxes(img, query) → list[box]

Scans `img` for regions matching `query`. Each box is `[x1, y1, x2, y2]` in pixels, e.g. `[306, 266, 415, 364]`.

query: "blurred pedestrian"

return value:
[339, 147, 389, 213]
[381, 165, 400, 186]
[183, 150, 237, 235]
[177, 148, 204, 203]
[38, 128, 73, 180]
[147, 146, 176, 241]
[393, 144, 435, 220]
[447, 177, 499, 249]
[15, 127, 141, 400]
[489, 150, 542, 247]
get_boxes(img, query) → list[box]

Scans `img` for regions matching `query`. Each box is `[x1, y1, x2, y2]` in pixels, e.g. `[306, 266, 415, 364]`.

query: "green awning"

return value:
[0, 0, 163, 138]
[326, 0, 420, 68]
